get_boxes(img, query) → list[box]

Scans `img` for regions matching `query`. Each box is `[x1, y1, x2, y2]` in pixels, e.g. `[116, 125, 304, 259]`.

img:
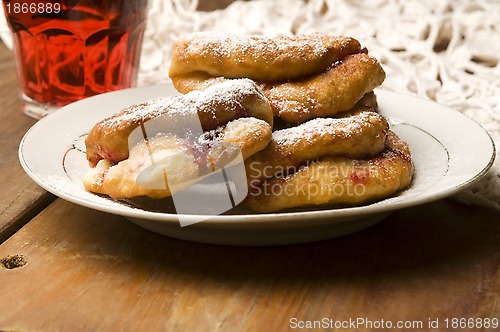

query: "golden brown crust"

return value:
[259, 53, 386, 122]
[169, 32, 362, 83]
[83, 79, 274, 200]
[84, 117, 272, 199]
[85, 79, 272, 167]
[245, 111, 389, 188]
[245, 131, 414, 212]
[168, 32, 385, 123]
[84, 135, 187, 199]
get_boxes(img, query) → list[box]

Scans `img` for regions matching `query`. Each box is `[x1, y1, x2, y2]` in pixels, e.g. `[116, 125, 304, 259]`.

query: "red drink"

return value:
[3, 0, 149, 118]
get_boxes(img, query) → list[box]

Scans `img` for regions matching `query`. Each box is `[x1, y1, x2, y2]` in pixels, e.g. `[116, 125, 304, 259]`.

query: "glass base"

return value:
[21, 95, 60, 120]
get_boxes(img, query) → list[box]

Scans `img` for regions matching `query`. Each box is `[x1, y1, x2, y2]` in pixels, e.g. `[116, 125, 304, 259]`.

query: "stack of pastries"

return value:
[84, 32, 414, 213]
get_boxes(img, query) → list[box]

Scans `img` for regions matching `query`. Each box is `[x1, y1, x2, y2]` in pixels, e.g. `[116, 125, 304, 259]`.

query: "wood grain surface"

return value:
[0, 199, 499, 331]
[0, 43, 55, 243]
[197, 0, 238, 11]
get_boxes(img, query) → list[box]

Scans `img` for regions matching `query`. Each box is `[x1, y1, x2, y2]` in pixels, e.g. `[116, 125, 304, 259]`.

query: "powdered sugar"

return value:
[101, 78, 260, 129]
[272, 112, 381, 148]
[182, 31, 331, 59]
[85, 78, 271, 166]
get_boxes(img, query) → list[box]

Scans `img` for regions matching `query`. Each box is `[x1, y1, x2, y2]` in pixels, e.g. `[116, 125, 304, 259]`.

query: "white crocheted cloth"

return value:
[1, 0, 499, 210]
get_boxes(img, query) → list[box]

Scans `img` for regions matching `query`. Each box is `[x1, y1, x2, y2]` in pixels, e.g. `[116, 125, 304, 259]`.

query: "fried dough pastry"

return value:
[245, 110, 389, 188]
[169, 32, 362, 82]
[84, 117, 272, 199]
[245, 131, 414, 212]
[84, 79, 274, 199]
[85, 79, 272, 167]
[169, 32, 386, 122]
[260, 53, 385, 122]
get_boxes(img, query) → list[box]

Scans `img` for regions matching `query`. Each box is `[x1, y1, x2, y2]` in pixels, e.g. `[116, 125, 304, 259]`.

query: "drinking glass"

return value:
[2, 0, 149, 118]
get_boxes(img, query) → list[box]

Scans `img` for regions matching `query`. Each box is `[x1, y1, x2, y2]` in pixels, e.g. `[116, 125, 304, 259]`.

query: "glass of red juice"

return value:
[2, 0, 149, 119]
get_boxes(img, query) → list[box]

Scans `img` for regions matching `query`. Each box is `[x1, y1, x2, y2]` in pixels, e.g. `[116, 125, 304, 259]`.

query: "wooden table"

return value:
[1, 28, 500, 332]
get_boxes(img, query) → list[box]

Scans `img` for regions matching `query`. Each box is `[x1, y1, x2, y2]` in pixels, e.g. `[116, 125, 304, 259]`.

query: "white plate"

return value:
[19, 85, 495, 246]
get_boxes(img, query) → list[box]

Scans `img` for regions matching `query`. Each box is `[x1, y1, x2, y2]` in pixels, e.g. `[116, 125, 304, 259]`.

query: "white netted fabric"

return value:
[1, 0, 499, 210]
